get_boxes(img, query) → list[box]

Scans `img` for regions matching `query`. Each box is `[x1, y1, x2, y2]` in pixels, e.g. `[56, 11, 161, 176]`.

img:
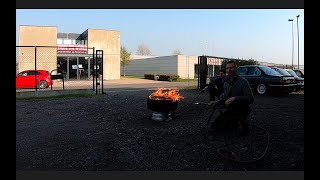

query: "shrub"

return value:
[158, 74, 179, 82]
[144, 74, 157, 80]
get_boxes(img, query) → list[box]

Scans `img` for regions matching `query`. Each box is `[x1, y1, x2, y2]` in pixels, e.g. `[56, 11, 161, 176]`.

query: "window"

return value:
[294, 70, 302, 77]
[57, 39, 63, 45]
[27, 71, 40, 76]
[64, 39, 72, 45]
[237, 67, 248, 75]
[75, 39, 87, 45]
[287, 70, 299, 78]
[247, 67, 261, 76]
[18, 72, 27, 76]
[274, 68, 291, 76]
[259, 66, 282, 76]
[28, 71, 36, 76]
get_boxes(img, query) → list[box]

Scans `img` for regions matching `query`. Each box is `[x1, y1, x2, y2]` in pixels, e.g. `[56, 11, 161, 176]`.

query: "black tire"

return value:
[255, 83, 268, 95]
[38, 81, 48, 89]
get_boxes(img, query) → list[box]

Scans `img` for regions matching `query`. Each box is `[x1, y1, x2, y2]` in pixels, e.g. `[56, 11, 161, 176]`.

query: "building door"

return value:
[208, 65, 214, 77]
[57, 57, 69, 79]
[58, 56, 92, 80]
[78, 57, 88, 80]
[69, 57, 78, 79]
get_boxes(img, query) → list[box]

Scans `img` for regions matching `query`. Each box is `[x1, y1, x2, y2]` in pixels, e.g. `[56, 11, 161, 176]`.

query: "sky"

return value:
[16, 9, 304, 65]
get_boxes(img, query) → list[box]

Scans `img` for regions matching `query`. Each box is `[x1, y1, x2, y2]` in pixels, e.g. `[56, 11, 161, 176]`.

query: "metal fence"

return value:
[16, 46, 103, 93]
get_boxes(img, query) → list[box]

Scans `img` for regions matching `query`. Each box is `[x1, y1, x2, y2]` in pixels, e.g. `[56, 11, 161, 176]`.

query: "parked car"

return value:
[285, 69, 304, 90]
[270, 67, 293, 76]
[16, 70, 53, 89]
[237, 65, 296, 95]
[293, 69, 304, 78]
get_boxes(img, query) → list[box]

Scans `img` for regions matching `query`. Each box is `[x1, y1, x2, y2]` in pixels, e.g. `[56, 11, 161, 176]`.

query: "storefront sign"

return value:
[207, 58, 222, 65]
[57, 44, 88, 54]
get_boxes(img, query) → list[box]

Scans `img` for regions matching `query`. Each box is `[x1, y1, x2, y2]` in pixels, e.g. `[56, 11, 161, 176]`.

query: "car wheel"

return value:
[38, 81, 48, 89]
[256, 83, 267, 95]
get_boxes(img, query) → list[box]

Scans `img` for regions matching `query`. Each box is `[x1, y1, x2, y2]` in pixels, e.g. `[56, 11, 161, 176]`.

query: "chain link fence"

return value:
[16, 46, 102, 92]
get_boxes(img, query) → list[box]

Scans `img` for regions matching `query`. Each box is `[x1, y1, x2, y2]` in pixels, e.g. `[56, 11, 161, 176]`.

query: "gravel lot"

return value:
[16, 89, 304, 171]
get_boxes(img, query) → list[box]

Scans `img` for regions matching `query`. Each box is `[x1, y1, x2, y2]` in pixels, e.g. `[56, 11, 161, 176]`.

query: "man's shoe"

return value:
[208, 123, 216, 132]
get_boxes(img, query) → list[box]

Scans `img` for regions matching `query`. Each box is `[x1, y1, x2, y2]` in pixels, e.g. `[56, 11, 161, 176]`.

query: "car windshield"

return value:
[294, 70, 303, 77]
[275, 68, 292, 76]
[287, 70, 299, 78]
[259, 66, 282, 76]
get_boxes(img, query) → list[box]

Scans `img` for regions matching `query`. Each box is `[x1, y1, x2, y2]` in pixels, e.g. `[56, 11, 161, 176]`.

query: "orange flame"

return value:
[149, 88, 184, 102]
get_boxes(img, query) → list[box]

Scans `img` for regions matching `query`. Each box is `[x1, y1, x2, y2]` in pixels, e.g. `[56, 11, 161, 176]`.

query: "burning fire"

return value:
[149, 88, 184, 102]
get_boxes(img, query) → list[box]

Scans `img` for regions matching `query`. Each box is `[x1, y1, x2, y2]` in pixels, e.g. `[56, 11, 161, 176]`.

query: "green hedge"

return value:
[144, 74, 156, 80]
[158, 74, 179, 82]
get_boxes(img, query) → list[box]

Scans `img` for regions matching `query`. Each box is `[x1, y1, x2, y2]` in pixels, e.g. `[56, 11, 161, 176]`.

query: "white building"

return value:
[122, 55, 222, 79]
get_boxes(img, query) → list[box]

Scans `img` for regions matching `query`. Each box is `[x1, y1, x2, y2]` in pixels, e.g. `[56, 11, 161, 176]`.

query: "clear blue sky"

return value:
[16, 9, 304, 65]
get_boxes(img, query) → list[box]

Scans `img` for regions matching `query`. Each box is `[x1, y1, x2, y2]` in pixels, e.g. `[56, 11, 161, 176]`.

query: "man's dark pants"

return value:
[210, 104, 251, 135]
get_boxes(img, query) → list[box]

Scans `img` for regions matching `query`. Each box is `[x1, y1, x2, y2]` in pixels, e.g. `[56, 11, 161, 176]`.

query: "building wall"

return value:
[177, 55, 198, 79]
[18, 26, 58, 73]
[88, 29, 120, 80]
[122, 56, 178, 76]
[123, 55, 199, 79]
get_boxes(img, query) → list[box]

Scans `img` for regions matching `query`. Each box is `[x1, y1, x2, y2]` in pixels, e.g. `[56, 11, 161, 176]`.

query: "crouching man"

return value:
[208, 60, 254, 136]
[207, 69, 226, 101]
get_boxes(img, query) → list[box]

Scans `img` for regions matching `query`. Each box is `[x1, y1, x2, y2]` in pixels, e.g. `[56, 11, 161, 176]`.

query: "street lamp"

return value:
[288, 19, 294, 69]
[296, 15, 300, 70]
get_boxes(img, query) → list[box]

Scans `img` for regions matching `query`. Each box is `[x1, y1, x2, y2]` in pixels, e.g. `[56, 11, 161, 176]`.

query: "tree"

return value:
[172, 49, 182, 55]
[136, 43, 151, 56]
[221, 58, 258, 70]
[120, 46, 131, 77]
[239, 58, 258, 66]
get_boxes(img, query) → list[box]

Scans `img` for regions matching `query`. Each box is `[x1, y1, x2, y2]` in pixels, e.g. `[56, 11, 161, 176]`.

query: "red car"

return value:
[16, 70, 53, 89]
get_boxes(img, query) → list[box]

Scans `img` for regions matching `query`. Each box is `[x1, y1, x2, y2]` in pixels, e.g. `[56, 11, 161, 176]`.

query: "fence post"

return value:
[92, 47, 95, 92]
[35, 46, 37, 91]
[101, 50, 104, 94]
[95, 50, 98, 95]
[197, 56, 200, 89]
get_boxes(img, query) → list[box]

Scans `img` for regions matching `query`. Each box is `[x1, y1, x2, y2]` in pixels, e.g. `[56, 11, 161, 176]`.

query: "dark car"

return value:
[270, 67, 293, 77]
[271, 67, 303, 91]
[237, 65, 296, 95]
[293, 69, 304, 78]
[285, 69, 304, 90]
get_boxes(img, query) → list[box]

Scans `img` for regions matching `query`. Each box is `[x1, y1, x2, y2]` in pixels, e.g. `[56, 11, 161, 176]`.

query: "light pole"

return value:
[288, 19, 294, 69]
[296, 15, 300, 70]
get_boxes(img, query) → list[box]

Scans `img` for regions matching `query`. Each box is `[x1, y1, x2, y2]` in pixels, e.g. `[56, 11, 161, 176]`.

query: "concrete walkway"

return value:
[16, 78, 198, 95]
[103, 78, 197, 89]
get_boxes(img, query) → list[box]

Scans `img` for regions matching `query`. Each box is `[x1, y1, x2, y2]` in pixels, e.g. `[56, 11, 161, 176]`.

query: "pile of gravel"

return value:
[16, 89, 304, 170]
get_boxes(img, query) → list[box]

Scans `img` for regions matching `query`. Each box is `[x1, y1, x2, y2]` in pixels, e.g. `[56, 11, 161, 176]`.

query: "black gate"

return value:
[93, 49, 104, 94]
[197, 55, 236, 90]
[16, 45, 105, 92]
[198, 56, 208, 90]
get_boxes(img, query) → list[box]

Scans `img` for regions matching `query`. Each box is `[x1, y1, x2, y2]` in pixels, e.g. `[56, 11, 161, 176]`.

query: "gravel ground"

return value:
[16, 89, 304, 171]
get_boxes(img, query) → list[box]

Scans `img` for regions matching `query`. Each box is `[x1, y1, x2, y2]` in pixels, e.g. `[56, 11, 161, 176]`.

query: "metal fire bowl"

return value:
[146, 98, 178, 112]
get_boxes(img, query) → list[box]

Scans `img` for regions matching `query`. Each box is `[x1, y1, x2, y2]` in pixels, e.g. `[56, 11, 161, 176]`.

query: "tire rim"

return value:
[257, 84, 266, 94]
[39, 81, 47, 89]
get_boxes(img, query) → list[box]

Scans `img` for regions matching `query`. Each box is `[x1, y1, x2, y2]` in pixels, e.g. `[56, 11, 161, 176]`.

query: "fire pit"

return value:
[147, 88, 184, 121]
